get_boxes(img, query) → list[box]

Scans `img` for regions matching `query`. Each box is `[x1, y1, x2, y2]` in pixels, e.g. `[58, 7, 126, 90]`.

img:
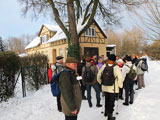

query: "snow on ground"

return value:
[0, 60, 160, 120]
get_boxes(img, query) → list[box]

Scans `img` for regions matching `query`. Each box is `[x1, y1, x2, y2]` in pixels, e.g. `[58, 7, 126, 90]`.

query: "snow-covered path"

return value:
[0, 60, 160, 120]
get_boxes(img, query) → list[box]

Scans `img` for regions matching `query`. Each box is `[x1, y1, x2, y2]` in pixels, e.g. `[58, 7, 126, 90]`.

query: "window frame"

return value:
[41, 35, 47, 43]
[85, 27, 96, 37]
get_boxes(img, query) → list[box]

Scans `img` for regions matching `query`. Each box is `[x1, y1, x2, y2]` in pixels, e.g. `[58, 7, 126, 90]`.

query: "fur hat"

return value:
[108, 54, 116, 61]
[66, 57, 78, 63]
[117, 59, 124, 63]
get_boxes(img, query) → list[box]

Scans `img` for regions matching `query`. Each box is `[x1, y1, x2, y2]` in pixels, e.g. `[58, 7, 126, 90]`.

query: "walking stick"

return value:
[101, 92, 105, 114]
[116, 93, 119, 115]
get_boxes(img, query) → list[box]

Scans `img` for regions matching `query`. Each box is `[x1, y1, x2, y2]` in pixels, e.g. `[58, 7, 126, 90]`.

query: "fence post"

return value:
[21, 67, 26, 97]
[35, 66, 39, 90]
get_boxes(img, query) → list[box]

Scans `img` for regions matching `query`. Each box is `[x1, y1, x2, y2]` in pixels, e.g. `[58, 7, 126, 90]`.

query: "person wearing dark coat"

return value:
[55, 56, 64, 112]
[82, 57, 102, 108]
[77, 59, 87, 100]
[122, 56, 137, 106]
[59, 57, 82, 120]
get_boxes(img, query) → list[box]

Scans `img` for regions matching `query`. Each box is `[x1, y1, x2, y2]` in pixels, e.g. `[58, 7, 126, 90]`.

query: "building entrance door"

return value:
[84, 47, 99, 57]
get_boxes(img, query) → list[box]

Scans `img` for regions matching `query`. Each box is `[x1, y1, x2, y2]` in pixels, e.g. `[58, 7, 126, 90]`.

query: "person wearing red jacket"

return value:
[48, 64, 53, 83]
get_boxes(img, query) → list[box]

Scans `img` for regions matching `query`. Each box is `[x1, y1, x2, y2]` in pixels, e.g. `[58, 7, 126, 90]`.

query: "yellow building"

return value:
[25, 20, 107, 64]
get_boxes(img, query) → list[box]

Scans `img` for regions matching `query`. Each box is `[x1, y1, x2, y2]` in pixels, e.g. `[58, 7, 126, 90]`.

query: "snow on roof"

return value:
[25, 37, 40, 50]
[106, 44, 116, 47]
[26, 17, 103, 49]
[43, 24, 60, 32]
[47, 27, 66, 43]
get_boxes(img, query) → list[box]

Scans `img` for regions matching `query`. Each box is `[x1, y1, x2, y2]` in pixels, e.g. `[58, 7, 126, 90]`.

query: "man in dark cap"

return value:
[59, 57, 82, 120]
[56, 56, 64, 73]
[97, 54, 124, 120]
[55, 56, 64, 112]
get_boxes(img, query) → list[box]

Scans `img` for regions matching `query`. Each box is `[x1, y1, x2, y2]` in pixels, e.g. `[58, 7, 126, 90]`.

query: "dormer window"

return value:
[85, 27, 96, 37]
[41, 35, 47, 43]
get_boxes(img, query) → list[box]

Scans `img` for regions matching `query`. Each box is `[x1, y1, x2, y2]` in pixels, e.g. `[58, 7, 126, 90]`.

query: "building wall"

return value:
[26, 21, 107, 64]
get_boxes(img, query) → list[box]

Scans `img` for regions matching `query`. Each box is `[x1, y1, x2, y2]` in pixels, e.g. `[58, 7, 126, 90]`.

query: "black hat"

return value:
[108, 54, 116, 61]
[125, 55, 132, 61]
[56, 56, 64, 60]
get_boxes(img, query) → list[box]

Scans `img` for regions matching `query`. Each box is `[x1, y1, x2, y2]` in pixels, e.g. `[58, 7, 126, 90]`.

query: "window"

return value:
[41, 35, 47, 43]
[85, 27, 96, 37]
[59, 48, 63, 56]
[66, 48, 68, 57]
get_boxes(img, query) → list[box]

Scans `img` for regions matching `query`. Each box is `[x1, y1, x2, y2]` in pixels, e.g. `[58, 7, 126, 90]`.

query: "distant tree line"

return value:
[105, 27, 144, 57]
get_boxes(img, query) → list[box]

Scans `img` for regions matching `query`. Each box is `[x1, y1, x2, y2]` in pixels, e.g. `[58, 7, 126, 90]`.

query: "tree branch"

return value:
[82, 0, 93, 24]
[47, 0, 69, 37]
[79, 0, 99, 36]
[75, 0, 82, 22]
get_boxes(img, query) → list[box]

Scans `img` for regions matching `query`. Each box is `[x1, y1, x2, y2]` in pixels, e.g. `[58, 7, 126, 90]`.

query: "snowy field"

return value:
[0, 60, 160, 120]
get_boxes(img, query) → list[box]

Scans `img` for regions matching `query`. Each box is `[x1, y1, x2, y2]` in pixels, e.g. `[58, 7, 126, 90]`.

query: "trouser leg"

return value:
[86, 85, 91, 100]
[57, 93, 62, 112]
[129, 82, 134, 104]
[108, 93, 115, 114]
[104, 92, 109, 115]
[65, 115, 77, 120]
[137, 75, 142, 89]
[124, 86, 129, 104]
[93, 83, 101, 101]
[141, 74, 145, 87]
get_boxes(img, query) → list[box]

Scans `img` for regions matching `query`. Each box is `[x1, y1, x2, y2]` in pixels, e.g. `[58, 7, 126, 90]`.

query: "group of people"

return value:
[48, 54, 148, 120]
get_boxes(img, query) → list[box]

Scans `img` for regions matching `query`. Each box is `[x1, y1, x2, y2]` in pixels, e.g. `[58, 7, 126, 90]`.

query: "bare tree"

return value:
[20, 34, 35, 47]
[17, 0, 144, 60]
[106, 27, 144, 56]
[7, 37, 25, 54]
[143, 40, 160, 60]
[130, 0, 160, 40]
[6, 34, 35, 54]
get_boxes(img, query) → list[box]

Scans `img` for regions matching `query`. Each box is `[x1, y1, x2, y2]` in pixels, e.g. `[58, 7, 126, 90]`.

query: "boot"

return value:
[123, 102, 129, 106]
[96, 99, 102, 107]
[88, 100, 92, 107]
[82, 95, 87, 100]
[108, 114, 115, 120]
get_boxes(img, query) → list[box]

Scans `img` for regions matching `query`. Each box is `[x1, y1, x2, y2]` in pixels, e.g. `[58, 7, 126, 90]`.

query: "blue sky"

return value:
[0, 0, 135, 41]
[0, 0, 54, 40]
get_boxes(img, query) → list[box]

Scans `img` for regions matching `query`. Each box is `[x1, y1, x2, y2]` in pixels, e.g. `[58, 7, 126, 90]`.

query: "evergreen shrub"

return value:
[0, 51, 21, 102]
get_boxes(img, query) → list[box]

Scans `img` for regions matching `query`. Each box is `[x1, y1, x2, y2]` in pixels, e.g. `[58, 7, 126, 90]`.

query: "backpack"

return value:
[50, 70, 69, 97]
[83, 66, 94, 82]
[101, 64, 116, 86]
[126, 65, 137, 80]
[141, 59, 148, 71]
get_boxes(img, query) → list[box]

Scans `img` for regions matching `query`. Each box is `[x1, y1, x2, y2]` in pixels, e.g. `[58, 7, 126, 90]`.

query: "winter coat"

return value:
[48, 68, 52, 82]
[82, 62, 98, 85]
[136, 60, 145, 75]
[97, 64, 124, 93]
[59, 67, 82, 116]
[122, 61, 137, 87]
